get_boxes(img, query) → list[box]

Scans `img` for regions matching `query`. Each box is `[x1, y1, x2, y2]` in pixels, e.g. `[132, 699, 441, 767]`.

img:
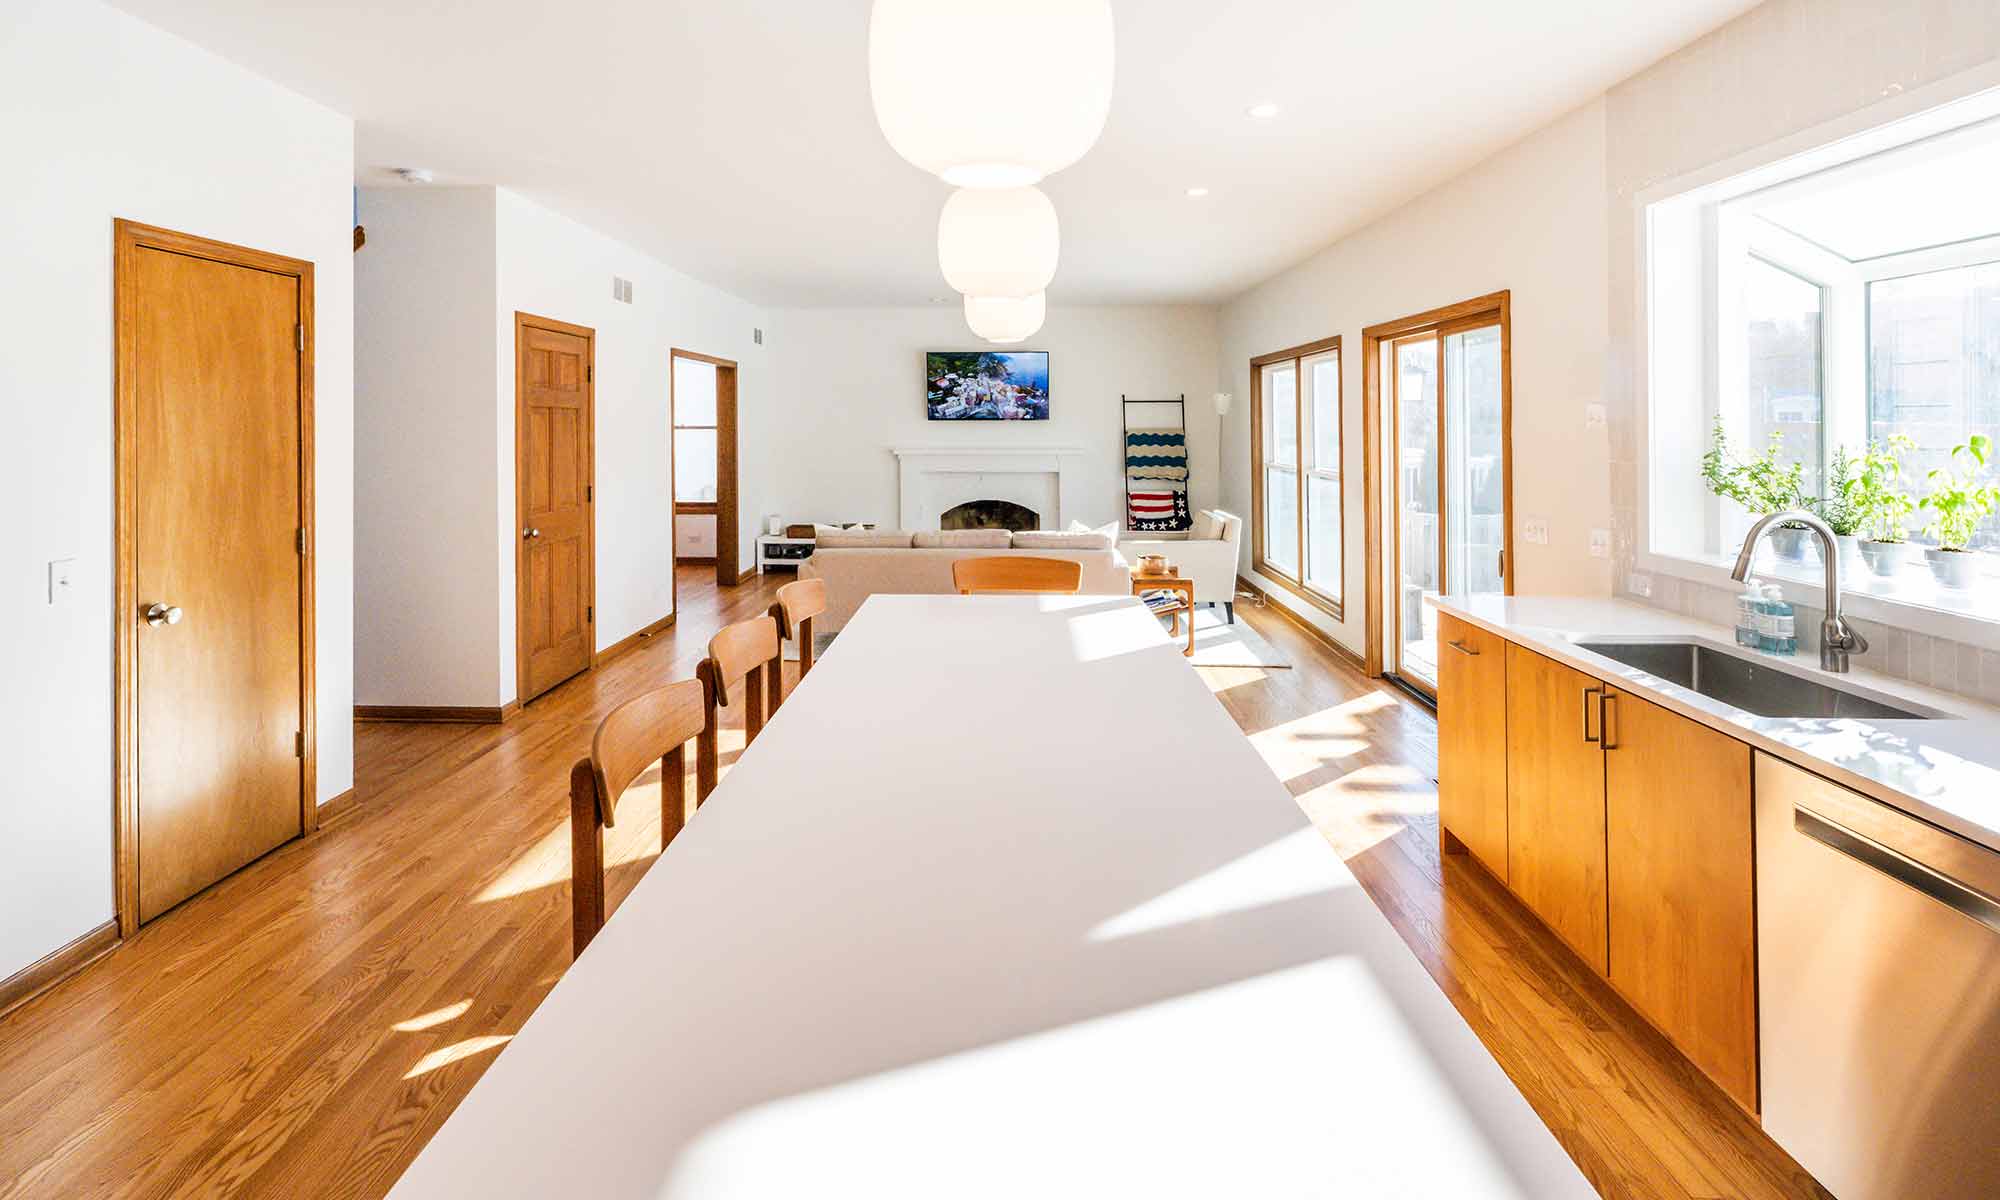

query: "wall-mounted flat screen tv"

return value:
[926, 351, 1050, 421]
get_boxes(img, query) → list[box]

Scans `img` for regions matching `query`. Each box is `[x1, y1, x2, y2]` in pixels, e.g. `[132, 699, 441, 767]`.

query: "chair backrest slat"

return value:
[570, 677, 707, 958]
[770, 577, 829, 682]
[952, 555, 1084, 595]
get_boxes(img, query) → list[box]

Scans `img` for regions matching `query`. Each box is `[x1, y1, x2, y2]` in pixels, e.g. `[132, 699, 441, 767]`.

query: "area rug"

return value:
[1171, 604, 1291, 669]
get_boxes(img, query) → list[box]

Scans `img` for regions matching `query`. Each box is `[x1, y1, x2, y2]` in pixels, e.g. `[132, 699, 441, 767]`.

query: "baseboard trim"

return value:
[674, 556, 716, 566]
[596, 611, 676, 666]
[354, 703, 516, 724]
[735, 568, 757, 585]
[0, 920, 119, 1022]
[316, 787, 361, 826]
[1235, 575, 1369, 674]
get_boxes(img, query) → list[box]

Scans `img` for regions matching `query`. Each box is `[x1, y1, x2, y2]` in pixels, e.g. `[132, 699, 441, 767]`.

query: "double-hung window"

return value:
[1252, 337, 1343, 616]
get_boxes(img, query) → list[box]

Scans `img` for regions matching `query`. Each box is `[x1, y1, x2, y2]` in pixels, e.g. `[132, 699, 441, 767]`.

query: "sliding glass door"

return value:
[1388, 319, 1508, 697]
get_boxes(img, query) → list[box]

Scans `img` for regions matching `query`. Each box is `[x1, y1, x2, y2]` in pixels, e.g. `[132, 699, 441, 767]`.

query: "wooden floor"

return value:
[0, 567, 1826, 1199]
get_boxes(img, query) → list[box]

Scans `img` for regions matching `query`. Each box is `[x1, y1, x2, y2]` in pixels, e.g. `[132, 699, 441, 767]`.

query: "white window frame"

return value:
[1635, 76, 2000, 652]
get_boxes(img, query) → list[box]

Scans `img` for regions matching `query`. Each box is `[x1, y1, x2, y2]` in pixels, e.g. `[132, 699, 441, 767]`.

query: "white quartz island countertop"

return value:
[1430, 595, 2000, 855]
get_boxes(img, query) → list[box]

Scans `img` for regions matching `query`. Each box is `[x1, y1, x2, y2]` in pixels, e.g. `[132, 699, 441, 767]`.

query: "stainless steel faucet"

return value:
[1730, 510, 1868, 673]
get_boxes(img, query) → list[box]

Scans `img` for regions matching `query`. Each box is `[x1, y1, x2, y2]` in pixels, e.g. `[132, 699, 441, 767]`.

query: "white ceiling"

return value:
[112, 0, 1759, 307]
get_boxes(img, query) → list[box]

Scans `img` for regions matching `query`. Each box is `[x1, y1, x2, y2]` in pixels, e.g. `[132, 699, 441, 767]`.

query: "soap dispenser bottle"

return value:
[1736, 578, 1764, 649]
[1762, 582, 1796, 656]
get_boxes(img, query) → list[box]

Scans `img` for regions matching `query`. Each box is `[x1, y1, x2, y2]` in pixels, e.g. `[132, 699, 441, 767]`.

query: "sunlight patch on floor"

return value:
[1295, 763, 1438, 859]
[404, 1035, 513, 1079]
[1088, 827, 1358, 942]
[393, 1000, 472, 1032]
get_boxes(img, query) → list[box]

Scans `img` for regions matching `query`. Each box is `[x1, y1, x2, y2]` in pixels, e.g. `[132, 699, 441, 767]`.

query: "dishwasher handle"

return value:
[1796, 805, 2000, 936]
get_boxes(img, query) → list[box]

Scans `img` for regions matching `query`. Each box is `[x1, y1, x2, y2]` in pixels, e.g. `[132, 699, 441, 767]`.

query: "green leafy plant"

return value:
[1813, 445, 1861, 535]
[1919, 435, 2000, 551]
[1841, 435, 1916, 543]
[1702, 416, 1808, 515]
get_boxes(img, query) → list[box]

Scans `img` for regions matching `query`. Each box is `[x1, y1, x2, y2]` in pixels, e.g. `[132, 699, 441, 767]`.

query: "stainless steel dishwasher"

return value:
[1756, 753, 2000, 1199]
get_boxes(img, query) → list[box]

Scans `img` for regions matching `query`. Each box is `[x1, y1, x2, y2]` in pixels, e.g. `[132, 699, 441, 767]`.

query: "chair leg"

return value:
[569, 762, 605, 959]
[1225, 602, 1235, 625]
[765, 649, 783, 716]
[696, 720, 718, 805]
[746, 664, 766, 744]
[799, 616, 814, 677]
[661, 744, 686, 850]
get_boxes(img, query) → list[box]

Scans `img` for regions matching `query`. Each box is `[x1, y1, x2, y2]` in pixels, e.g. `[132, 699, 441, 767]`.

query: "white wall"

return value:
[354, 188, 499, 707]
[0, 0, 354, 980]
[761, 306, 1222, 532]
[495, 189, 768, 699]
[1218, 101, 1613, 656]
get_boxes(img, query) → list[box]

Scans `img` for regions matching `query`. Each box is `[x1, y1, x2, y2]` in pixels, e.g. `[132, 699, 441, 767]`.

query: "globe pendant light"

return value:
[937, 187, 1059, 299]
[869, 0, 1115, 188]
[964, 292, 1046, 344]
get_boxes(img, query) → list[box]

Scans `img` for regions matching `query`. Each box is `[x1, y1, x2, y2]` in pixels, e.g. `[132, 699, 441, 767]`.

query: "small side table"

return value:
[756, 535, 815, 573]
[1132, 571, 1196, 657]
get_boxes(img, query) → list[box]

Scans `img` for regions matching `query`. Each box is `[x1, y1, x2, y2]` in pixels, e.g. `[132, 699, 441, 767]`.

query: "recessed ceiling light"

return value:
[1186, 187, 1210, 198]
[1247, 103, 1280, 119]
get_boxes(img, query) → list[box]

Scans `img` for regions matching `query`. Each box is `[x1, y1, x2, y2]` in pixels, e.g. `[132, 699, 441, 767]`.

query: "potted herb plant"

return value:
[1703, 416, 1812, 560]
[1842, 435, 1916, 578]
[1812, 445, 1863, 576]
[1918, 435, 2000, 590]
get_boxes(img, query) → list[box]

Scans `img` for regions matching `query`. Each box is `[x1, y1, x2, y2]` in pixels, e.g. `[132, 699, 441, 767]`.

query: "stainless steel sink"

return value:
[1572, 639, 1943, 721]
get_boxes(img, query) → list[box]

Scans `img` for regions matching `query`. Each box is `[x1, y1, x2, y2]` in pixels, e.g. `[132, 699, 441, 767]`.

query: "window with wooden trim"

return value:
[1251, 336, 1343, 617]
[672, 355, 718, 507]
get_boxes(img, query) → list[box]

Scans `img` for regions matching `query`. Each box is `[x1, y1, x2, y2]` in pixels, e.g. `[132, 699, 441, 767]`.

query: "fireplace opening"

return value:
[940, 500, 1039, 532]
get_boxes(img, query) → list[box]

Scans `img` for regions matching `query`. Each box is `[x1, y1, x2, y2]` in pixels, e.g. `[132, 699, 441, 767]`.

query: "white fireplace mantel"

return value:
[891, 445, 1089, 531]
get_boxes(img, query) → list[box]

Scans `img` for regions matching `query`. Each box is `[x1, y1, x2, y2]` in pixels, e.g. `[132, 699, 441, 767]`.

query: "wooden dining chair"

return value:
[569, 678, 705, 957]
[768, 577, 829, 695]
[694, 614, 781, 799]
[952, 555, 1084, 596]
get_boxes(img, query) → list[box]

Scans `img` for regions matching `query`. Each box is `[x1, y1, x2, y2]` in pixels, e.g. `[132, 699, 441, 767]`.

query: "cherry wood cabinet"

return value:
[1504, 644, 1609, 975]
[1604, 686, 1758, 1112]
[1437, 613, 1509, 881]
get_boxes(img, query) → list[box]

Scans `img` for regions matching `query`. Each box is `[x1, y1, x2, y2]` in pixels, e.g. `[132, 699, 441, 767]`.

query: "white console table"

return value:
[756, 535, 815, 573]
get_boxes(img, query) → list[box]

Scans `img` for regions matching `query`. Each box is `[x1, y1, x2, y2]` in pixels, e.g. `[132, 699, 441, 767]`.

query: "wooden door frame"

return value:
[1361, 289, 1512, 679]
[670, 348, 739, 590]
[114, 219, 317, 938]
[514, 312, 597, 707]
[1386, 329, 1441, 701]
[1247, 335, 1344, 622]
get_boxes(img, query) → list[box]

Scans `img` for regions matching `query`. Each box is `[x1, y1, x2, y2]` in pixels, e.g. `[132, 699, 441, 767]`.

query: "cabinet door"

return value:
[1605, 687, 1757, 1112]
[1505, 645, 1607, 973]
[1437, 614, 1508, 880]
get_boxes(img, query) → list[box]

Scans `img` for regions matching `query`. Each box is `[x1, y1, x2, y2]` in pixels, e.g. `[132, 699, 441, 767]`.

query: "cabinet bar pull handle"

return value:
[1447, 639, 1478, 656]
[1600, 691, 1618, 751]
[1583, 685, 1602, 743]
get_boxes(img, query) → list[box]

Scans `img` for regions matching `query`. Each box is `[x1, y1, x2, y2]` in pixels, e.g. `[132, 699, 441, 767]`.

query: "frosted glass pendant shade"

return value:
[869, 0, 1115, 187]
[937, 187, 1059, 298]
[964, 292, 1046, 344]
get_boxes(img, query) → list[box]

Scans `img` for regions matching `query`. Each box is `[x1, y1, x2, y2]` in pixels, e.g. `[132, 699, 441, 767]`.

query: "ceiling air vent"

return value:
[753, 327, 764, 345]
[611, 276, 634, 304]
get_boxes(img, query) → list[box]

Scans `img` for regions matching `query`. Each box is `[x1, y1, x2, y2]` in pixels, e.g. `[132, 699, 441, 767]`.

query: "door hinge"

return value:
[295, 731, 305, 758]
[585, 484, 593, 503]
[586, 364, 593, 383]
[295, 324, 305, 353]
[296, 528, 307, 554]
[586, 605, 593, 624]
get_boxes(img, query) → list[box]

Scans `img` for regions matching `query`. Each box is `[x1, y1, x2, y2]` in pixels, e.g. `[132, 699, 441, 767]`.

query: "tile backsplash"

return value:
[1632, 574, 2000, 705]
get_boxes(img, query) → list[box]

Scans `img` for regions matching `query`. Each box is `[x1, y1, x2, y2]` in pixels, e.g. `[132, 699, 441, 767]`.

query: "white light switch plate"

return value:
[1584, 402, 1607, 430]
[1522, 518, 1551, 545]
[48, 557, 75, 605]
[1589, 528, 1611, 558]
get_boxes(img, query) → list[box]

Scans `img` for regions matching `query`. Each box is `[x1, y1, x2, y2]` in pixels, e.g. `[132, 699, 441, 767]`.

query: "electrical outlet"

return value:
[1584, 402, 1606, 430]
[1626, 572, 1653, 597]
[1589, 528, 1611, 558]
[48, 557, 75, 605]
[1522, 518, 1551, 546]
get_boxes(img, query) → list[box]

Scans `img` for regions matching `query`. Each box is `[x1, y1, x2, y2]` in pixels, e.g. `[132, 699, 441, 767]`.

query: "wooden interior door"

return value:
[515, 314, 595, 704]
[1504, 643, 1608, 973]
[714, 358, 739, 587]
[1605, 687, 1758, 1111]
[119, 222, 312, 925]
[1436, 613, 1508, 880]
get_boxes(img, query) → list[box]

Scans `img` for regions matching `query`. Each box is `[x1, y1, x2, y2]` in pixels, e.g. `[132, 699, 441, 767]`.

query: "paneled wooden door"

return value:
[116, 220, 316, 929]
[515, 314, 596, 704]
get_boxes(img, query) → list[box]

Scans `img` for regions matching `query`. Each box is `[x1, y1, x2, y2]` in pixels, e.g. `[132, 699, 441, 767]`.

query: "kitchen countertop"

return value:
[1430, 595, 2000, 855]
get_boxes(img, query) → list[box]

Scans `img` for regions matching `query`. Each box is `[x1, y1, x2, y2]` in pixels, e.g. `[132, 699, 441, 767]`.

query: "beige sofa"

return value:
[800, 529, 1131, 631]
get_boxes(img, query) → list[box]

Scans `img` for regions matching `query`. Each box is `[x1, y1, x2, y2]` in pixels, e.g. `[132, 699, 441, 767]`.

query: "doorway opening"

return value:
[670, 349, 740, 590]
[1362, 292, 1512, 696]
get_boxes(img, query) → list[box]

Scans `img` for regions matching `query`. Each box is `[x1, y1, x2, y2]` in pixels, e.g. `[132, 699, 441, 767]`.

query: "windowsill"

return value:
[1636, 547, 2000, 653]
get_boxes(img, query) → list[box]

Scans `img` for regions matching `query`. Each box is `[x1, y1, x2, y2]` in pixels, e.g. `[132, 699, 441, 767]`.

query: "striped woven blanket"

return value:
[1126, 428, 1191, 531]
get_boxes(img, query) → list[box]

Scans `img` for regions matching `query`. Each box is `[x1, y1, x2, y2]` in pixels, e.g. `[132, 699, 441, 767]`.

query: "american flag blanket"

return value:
[1126, 429, 1191, 531]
